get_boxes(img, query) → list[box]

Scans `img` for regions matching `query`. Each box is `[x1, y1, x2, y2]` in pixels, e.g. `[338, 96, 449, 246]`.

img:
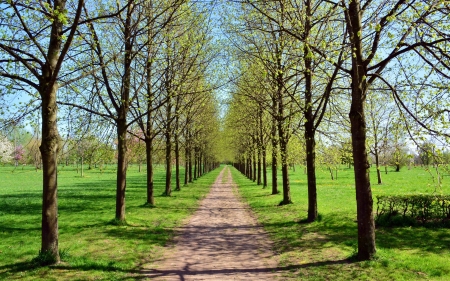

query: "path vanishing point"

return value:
[141, 166, 281, 280]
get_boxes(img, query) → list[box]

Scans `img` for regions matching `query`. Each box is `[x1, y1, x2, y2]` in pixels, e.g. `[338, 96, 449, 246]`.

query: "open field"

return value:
[0, 164, 220, 280]
[231, 165, 450, 280]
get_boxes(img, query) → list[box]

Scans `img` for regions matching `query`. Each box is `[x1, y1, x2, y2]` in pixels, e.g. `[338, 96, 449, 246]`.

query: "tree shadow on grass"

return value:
[376, 226, 450, 254]
[0, 193, 41, 215]
[263, 212, 450, 256]
[0, 260, 137, 279]
[103, 226, 172, 247]
[0, 261, 42, 275]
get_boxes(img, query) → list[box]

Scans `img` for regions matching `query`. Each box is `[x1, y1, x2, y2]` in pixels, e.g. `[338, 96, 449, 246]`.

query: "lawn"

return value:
[0, 164, 220, 280]
[231, 165, 450, 281]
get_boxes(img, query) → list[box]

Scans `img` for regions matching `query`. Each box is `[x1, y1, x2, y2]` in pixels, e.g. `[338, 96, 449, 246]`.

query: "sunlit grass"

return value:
[0, 164, 220, 280]
[232, 165, 450, 280]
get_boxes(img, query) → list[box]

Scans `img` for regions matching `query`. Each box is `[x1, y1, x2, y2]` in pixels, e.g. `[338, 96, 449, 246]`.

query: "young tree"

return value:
[366, 89, 394, 184]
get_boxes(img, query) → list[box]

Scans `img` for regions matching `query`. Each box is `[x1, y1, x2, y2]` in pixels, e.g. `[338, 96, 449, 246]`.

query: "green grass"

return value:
[231, 165, 450, 281]
[0, 164, 220, 280]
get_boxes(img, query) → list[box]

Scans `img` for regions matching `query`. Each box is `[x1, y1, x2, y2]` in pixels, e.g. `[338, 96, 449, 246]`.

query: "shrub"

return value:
[376, 195, 450, 227]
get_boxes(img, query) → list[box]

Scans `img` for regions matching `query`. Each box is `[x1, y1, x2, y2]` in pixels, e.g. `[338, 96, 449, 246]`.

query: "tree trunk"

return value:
[116, 119, 127, 221]
[247, 152, 252, 179]
[193, 148, 197, 180]
[277, 77, 291, 205]
[253, 146, 257, 182]
[203, 158, 207, 174]
[164, 93, 172, 196]
[279, 133, 291, 205]
[189, 145, 193, 182]
[271, 121, 278, 194]
[305, 129, 317, 220]
[81, 156, 84, 178]
[40, 82, 60, 263]
[198, 153, 202, 177]
[375, 149, 382, 184]
[145, 136, 154, 205]
[184, 143, 189, 185]
[304, 0, 317, 220]
[257, 145, 262, 185]
[115, 1, 134, 222]
[347, 0, 376, 261]
[257, 108, 263, 185]
[165, 130, 172, 196]
[175, 125, 180, 191]
[262, 145, 267, 188]
[145, 5, 155, 205]
[203, 156, 206, 175]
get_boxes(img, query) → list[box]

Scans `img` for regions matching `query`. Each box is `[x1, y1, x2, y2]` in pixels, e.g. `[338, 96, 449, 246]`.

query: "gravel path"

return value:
[141, 166, 280, 280]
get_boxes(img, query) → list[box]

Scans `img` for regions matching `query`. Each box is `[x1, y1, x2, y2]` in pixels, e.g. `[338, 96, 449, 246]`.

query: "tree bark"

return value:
[262, 146, 267, 188]
[115, 2, 134, 221]
[40, 82, 60, 262]
[347, 0, 376, 261]
[304, 0, 317, 221]
[253, 144, 257, 182]
[188, 142, 193, 182]
[116, 118, 127, 221]
[145, 2, 155, 205]
[145, 136, 154, 205]
[193, 148, 197, 180]
[279, 129, 291, 205]
[165, 126, 172, 196]
[248, 152, 252, 179]
[271, 119, 278, 194]
[257, 145, 262, 185]
[80, 156, 84, 178]
[39, 0, 82, 261]
[375, 149, 382, 184]
[257, 106, 263, 186]
[184, 143, 189, 185]
[175, 117, 180, 191]
[305, 133, 317, 220]
[277, 63, 290, 204]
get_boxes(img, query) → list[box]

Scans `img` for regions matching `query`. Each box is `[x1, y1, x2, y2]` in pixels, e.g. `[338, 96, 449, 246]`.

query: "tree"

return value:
[61, 0, 179, 220]
[340, 0, 450, 260]
[366, 89, 394, 183]
[240, 0, 346, 218]
[0, 135, 13, 164]
[14, 145, 25, 166]
[0, 0, 87, 263]
[226, 1, 305, 203]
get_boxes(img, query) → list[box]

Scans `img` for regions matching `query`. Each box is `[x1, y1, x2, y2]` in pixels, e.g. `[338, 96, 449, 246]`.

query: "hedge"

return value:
[375, 195, 450, 227]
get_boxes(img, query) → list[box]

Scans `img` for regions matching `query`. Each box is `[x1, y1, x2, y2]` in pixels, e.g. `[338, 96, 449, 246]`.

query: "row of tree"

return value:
[222, 0, 450, 261]
[0, 0, 222, 263]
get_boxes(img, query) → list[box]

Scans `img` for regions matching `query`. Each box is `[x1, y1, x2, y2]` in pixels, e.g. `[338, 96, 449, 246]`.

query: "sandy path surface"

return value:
[141, 166, 280, 280]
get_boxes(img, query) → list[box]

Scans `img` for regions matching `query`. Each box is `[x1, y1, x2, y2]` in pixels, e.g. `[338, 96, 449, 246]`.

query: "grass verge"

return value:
[231, 165, 450, 281]
[0, 164, 221, 280]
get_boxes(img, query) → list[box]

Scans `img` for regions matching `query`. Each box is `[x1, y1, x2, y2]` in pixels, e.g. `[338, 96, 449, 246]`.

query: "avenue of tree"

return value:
[222, 0, 449, 261]
[0, 0, 222, 263]
[0, 0, 449, 264]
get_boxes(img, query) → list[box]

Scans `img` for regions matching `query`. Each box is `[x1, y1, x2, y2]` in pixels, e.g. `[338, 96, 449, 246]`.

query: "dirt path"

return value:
[141, 166, 280, 280]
